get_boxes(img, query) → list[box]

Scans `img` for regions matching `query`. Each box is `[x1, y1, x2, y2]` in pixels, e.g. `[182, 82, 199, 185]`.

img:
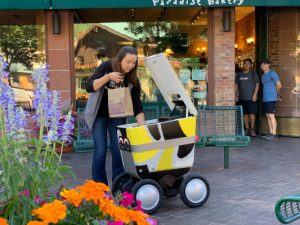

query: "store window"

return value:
[265, 8, 300, 136]
[74, 7, 208, 106]
[235, 7, 256, 70]
[0, 11, 46, 111]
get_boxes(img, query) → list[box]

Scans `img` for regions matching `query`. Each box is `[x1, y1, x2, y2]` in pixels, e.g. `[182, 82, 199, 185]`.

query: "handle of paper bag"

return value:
[115, 81, 125, 88]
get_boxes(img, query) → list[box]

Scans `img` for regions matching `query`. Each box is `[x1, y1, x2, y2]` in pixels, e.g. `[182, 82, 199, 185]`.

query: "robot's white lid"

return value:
[144, 53, 198, 116]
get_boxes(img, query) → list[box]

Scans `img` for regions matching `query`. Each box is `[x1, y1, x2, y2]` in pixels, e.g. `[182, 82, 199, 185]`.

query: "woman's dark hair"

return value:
[112, 46, 138, 85]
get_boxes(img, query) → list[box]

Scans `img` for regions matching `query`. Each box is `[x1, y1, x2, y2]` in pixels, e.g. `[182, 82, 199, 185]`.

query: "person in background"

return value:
[85, 46, 145, 185]
[236, 58, 260, 137]
[260, 59, 282, 141]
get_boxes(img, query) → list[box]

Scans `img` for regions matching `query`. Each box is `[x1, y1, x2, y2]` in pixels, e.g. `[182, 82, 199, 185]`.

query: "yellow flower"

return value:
[27, 221, 47, 225]
[0, 218, 9, 225]
[32, 200, 67, 224]
[79, 180, 110, 203]
[60, 188, 83, 207]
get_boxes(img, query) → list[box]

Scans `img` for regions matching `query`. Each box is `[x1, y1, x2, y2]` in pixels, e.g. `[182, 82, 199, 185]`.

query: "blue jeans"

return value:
[92, 117, 125, 185]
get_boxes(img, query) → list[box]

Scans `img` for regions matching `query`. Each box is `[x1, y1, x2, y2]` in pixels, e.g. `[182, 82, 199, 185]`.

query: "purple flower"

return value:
[0, 56, 28, 138]
[46, 91, 61, 143]
[31, 65, 53, 127]
[60, 111, 75, 145]
[0, 56, 9, 79]
[108, 221, 124, 225]
[147, 218, 158, 225]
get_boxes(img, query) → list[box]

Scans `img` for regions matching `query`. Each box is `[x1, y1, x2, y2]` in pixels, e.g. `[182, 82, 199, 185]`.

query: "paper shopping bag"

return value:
[108, 87, 134, 118]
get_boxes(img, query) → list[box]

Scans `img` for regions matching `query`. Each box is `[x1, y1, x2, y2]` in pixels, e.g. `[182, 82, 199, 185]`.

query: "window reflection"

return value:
[0, 13, 46, 111]
[75, 18, 208, 106]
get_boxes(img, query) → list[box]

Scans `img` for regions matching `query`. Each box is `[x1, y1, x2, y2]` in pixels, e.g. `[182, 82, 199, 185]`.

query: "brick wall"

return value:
[208, 8, 235, 106]
[235, 12, 255, 68]
[46, 10, 76, 107]
[267, 7, 299, 118]
[261, 7, 300, 136]
[268, 8, 280, 70]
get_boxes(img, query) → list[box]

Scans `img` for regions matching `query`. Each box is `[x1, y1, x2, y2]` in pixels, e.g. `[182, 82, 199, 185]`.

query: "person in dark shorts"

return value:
[260, 59, 282, 141]
[236, 58, 260, 137]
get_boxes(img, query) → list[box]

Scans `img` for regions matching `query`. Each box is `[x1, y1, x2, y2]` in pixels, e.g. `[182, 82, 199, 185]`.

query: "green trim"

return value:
[255, 7, 268, 67]
[51, 0, 300, 9]
[255, 7, 268, 134]
[224, 147, 229, 169]
[0, 0, 50, 9]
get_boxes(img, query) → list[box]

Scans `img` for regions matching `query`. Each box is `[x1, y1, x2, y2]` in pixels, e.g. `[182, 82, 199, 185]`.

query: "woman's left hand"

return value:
[136, 112, 145, 126]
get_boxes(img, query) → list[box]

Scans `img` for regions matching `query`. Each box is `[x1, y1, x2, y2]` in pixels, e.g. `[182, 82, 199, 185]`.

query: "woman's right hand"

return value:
[108, 72, 123, 84]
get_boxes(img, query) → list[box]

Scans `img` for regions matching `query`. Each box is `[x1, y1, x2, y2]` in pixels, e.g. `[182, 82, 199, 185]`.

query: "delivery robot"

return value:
[112, 53, 210, 214]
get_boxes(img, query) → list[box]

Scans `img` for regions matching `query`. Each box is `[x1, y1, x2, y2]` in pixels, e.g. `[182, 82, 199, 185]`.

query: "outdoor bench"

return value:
[74, 107, 94, 152]
[197, 105, 250, 168]
[275, 193, 300, 224]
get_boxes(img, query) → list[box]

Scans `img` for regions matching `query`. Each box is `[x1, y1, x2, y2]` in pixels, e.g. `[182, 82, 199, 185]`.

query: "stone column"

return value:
[207, 7, 235, 106]
[45, 10, 75, 107]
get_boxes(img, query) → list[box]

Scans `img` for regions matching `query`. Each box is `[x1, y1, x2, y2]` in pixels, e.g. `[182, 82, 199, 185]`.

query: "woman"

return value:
[85, 46, 145, 185]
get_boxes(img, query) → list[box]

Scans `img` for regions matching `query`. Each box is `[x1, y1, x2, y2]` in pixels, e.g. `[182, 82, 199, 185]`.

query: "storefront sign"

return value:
[5, 0, 298, 10]
[2, 0, 300, 9]
[152, 0, 244, 7]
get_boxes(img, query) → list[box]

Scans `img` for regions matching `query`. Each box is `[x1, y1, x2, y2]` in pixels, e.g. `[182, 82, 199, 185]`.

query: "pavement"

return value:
[61, 136, 300, 225]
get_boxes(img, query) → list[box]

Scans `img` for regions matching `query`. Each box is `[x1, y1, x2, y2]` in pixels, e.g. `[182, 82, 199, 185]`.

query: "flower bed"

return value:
[0, 180, 157, 225]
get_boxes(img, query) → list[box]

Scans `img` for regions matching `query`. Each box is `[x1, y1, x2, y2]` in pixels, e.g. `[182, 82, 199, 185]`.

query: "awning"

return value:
[1, 0, 300, 10]
[0, 0, 50, 10]
[51, 0, 300, 9]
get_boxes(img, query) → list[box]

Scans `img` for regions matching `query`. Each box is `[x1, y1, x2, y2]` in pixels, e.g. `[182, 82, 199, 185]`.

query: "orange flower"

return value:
[97, 196, 149, 225]
[102, 201, 130, 224]
[0, 218, 9, 225]
[27, 221, 48, 225]
[113, 207, 131, 223]
[60, 188, 83, 207]
[79, 180, 110, 203]
[32, 200, 67, 224]
[126, 209, 150, 225]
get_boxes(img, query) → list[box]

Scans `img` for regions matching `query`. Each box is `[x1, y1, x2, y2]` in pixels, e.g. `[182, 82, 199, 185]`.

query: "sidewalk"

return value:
[62, 137, 300, 225]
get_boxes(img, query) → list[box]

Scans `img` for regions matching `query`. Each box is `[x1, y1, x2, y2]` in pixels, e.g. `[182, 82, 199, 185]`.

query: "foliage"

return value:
[125, 22, 187, 54]
[22, 180, 157, 225]
[125, 22, 175, 40]
[0, 25, 44, 72]
[0, 56, 74, 224]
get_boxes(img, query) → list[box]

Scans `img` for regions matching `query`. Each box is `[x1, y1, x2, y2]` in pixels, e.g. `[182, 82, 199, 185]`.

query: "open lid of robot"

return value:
[144, 53, 198, 116]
